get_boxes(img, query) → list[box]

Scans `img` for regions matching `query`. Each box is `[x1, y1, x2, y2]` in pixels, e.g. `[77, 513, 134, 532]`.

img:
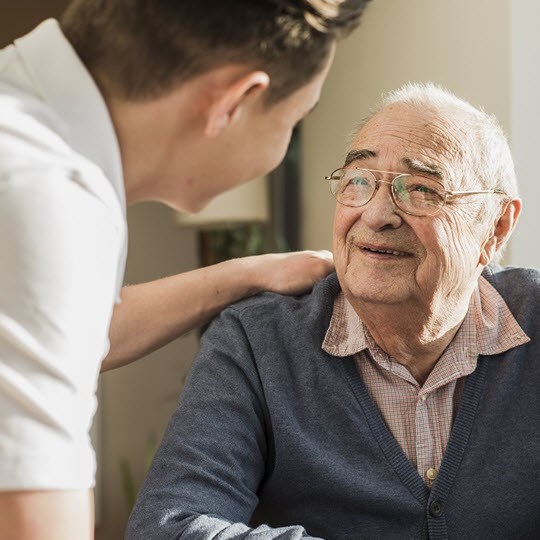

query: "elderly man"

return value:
[126, 84, 540, 539]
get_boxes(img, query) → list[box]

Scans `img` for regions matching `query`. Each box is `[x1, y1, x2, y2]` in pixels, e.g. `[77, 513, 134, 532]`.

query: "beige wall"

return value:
[301, 0, 511, 251]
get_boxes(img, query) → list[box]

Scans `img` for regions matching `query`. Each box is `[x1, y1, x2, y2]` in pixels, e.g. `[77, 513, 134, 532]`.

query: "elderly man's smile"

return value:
[356, 242, 412, 258]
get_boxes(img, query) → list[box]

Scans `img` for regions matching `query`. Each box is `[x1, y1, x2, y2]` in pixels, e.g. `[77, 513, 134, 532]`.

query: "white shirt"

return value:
[0, 19, 127, 490]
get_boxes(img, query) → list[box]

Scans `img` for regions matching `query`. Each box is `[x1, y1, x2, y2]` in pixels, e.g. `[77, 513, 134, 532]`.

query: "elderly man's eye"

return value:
[410, 183, 436, 194]
[348, 175, 370, 187]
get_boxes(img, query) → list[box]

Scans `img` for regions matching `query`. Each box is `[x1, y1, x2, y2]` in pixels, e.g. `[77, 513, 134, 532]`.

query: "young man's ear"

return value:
[204, 71, 270, 138]
[479, 198, 522, 266]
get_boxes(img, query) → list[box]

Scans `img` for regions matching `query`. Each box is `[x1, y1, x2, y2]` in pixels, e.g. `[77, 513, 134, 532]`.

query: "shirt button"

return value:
[420, 394, 428, 401]
[426, 468, 438, 481]
[429, 500, 444, 517]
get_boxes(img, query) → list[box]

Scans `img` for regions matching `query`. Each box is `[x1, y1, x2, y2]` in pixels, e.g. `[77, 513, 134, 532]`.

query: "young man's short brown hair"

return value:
[61, 0, 371, 105]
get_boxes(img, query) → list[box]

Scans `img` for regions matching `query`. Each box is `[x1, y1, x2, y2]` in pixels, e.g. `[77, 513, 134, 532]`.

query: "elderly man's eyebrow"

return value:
[402, 157, 443, 179]
[344, 149, 377, 166]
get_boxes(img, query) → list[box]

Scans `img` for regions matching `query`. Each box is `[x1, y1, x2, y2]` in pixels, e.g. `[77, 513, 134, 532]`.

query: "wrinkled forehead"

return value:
[349, 104, 469, 183]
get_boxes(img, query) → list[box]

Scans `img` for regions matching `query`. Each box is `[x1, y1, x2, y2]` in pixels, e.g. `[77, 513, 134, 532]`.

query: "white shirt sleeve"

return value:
[0, 166, 123, 490]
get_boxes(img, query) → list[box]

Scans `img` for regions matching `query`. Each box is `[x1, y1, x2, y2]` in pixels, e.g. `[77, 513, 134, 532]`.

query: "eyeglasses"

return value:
[325, 168, 508, 217]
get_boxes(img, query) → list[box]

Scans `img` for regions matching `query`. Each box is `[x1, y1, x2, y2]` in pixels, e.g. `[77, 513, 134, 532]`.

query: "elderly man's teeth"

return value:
[365, 247, 407, 256]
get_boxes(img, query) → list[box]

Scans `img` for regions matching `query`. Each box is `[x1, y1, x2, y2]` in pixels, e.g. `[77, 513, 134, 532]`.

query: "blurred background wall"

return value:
[2, 1, 539, 538]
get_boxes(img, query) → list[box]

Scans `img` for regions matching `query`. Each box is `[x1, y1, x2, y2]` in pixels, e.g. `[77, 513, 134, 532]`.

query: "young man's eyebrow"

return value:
[344, 149, 377, 166]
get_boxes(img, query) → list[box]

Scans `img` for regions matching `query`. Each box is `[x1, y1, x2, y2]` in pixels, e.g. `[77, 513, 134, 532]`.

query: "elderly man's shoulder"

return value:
[484, 264, 540, 322]
[199, 272, 340, 368]
[208, 271, 340, 343]
[485, 264, 540, 292]
[227, 271, 340, 318]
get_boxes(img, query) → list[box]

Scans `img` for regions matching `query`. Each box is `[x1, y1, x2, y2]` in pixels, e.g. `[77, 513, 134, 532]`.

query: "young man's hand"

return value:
[242, 250, 335, 295]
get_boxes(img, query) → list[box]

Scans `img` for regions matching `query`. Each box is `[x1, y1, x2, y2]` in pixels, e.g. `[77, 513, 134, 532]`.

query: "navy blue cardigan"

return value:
[127, 266, 540, 539]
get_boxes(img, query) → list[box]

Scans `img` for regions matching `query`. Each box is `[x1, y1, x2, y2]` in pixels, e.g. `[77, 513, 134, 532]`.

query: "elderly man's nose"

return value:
[360, 182, 402, 228]
[369, 181, 395, 206]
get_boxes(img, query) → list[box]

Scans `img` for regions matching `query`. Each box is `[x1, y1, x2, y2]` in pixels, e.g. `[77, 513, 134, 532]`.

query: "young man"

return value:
[0, 1, 371, 538]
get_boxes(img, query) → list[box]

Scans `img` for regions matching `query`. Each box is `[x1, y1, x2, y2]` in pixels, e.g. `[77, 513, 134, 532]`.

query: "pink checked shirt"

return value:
[322, 276, 529, 486]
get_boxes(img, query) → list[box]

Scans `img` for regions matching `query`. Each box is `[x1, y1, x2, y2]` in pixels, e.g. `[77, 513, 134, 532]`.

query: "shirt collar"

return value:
[322, 275, 530, 358]
[13, 19, 126, 215]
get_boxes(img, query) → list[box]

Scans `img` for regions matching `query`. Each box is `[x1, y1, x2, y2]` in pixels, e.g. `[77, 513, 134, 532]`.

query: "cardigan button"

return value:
[429, 500, 443, 518]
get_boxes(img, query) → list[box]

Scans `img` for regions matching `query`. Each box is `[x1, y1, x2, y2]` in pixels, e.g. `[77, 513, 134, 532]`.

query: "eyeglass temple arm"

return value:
[324, 175, 508, 198]
[446, 188, 507, 198]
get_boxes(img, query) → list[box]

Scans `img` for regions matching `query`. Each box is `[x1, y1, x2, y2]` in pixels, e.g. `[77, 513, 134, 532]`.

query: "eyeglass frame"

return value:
[324, 167, 509, 217]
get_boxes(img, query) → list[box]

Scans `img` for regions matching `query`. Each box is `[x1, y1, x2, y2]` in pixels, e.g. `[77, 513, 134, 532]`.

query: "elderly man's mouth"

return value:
[358, 245, 411, 257]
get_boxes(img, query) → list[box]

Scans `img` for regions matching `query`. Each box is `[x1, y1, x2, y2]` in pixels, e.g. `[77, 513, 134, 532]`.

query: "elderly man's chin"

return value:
[336, 247, 417, 304]
[338, 264, 416, 306]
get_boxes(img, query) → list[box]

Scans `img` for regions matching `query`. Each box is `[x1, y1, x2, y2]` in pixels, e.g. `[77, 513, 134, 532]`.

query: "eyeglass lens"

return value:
[329, 169, 445, 216]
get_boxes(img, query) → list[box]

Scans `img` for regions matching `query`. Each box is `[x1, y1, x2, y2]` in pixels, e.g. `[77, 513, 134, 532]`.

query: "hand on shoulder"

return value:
[242, 250, 334, 296]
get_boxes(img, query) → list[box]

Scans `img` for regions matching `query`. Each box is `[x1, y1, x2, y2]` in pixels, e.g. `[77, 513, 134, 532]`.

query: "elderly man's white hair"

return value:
[360, 82, 518, 200]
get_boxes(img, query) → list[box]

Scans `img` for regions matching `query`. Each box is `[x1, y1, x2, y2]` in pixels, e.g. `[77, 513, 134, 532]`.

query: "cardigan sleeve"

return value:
[125, 306, 323, 540]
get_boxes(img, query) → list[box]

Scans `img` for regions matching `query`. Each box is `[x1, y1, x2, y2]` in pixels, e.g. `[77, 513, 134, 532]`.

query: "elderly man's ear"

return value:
[480, 199, 522, 266]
